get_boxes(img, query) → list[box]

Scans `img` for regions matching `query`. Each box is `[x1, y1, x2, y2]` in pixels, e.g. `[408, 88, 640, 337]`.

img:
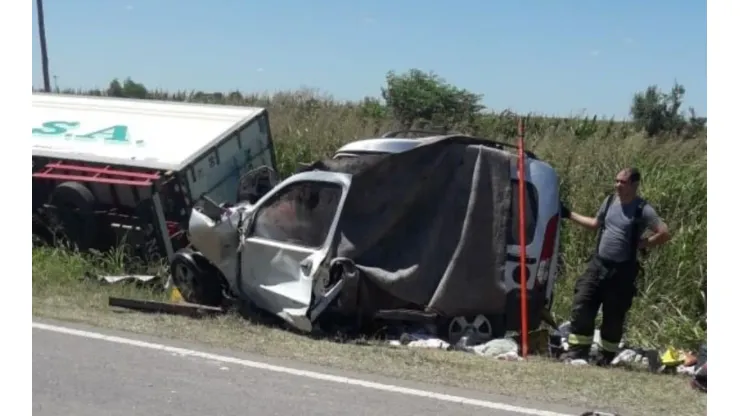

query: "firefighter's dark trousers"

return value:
[567, 256, 638, 356]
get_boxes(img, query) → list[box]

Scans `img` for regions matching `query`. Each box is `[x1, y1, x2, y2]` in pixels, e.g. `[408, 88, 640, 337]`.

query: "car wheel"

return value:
[170, 249, 224, 307]
[443, 314, 505, 344]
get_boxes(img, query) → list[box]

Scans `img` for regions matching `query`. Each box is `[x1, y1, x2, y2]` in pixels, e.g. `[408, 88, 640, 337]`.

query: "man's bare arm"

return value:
[639, 220, 671, 249]
[568, 211, 600, 230]
[560, 201, 601, 231]
[638, 205, 671, 249]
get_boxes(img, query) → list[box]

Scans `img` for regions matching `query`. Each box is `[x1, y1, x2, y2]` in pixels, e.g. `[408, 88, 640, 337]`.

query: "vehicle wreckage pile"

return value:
[178, 136, 526, 336]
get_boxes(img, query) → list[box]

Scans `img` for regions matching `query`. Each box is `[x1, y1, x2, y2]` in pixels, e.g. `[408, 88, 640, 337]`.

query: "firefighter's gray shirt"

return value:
[596, 196, 662, 262]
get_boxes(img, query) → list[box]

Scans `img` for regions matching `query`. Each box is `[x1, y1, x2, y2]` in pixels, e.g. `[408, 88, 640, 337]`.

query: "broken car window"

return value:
[252, 181, 342, 248]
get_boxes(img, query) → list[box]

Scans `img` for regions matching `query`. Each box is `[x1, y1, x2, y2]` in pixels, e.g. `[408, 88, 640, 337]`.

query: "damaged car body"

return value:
[172, 134, 562, 343]
[182, 168, 353, 332]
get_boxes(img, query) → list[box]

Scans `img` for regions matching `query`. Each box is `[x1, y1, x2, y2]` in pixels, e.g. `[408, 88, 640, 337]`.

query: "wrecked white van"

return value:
[175, 134, 562, 342]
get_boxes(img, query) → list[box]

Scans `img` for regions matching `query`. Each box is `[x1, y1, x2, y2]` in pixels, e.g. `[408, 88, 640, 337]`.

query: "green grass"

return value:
[33, 89, 707, 415]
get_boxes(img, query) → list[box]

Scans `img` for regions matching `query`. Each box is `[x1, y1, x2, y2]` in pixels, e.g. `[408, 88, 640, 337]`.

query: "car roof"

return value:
[334, 135, 540, 160]
[334, 137, 444, 155]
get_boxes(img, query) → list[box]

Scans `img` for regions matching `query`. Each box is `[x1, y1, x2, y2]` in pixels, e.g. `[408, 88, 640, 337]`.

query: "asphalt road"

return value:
[32, 320, 585, 416]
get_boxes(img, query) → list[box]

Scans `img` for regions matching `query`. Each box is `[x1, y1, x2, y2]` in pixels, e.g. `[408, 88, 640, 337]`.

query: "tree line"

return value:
[39, 69, 707, 140]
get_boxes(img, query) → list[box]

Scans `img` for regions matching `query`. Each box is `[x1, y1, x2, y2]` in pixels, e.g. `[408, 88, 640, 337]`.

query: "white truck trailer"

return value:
[32, 93, 278, 262]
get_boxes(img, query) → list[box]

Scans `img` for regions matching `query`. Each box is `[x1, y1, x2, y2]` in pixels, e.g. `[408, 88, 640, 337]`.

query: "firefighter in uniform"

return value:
[559, 168, 671, 365]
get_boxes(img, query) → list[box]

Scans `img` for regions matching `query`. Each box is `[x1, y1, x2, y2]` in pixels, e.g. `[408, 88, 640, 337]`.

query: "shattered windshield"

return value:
[252, 181, 342, 248]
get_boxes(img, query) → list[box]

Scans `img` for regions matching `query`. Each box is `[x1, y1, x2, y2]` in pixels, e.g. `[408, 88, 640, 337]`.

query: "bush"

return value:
[39, 73, 706, 349]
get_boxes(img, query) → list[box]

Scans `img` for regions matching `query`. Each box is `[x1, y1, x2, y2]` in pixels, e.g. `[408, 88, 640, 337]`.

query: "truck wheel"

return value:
[170, 249, 224, 306]
[50, 181, 96, 250]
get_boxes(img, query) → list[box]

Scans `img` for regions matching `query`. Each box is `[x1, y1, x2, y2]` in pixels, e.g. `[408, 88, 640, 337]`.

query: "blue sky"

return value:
[31, 0, 706, 119]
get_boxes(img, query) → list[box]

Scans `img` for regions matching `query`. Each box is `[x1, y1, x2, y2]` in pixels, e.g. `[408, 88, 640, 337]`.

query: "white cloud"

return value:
[256, 68, 264, 73]
[125, 5, 133, 11]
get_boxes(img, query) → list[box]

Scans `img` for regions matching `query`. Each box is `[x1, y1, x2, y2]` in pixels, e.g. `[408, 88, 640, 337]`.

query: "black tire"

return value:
[50, 181, 96, 250]
[170, 249, 224, 306]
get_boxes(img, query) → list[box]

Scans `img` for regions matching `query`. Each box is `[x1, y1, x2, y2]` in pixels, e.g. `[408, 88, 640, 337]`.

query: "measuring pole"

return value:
[516, 117, 529, 358]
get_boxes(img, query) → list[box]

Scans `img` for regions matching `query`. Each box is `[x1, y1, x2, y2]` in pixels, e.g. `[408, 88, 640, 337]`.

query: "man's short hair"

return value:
[622, 167, 641, 184]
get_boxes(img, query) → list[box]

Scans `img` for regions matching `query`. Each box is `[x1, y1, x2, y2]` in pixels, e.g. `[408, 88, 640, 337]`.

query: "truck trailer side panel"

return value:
[183, 112, 277, 205]
[32, 93, 267, 172]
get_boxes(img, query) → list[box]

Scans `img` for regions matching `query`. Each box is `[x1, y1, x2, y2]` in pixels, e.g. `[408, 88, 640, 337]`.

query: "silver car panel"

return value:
[188, 170, 352, 332]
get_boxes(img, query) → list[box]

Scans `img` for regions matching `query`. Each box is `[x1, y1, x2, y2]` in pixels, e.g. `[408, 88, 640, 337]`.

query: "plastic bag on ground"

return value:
[388, 331, 450, 350]
[471, 338, 519, 358]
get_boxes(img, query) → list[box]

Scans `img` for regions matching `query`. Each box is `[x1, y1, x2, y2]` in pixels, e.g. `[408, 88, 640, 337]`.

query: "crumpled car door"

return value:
[237, 171, 351, 332]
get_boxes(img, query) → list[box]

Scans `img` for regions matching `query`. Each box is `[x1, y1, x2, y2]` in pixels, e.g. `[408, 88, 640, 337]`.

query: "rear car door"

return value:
[237, 172, 351, 332]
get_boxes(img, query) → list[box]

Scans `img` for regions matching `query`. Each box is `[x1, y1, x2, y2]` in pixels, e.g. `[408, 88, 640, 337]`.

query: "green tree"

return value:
[630, 82, 706, 138]
[107, 79, 124, 97]
[122, 78, 148, 99]
[381, 69, 484, 130]
[107, 77, 148, 99]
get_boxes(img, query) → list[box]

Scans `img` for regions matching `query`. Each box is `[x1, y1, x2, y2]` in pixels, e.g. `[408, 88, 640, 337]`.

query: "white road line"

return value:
[32, 321, 574, 416]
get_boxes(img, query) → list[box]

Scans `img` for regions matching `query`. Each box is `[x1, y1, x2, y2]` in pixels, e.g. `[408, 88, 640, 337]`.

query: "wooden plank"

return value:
[108, 296, 225, 318]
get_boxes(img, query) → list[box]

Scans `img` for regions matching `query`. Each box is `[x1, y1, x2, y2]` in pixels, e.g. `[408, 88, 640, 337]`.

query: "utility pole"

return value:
[36, 0, 51, 92]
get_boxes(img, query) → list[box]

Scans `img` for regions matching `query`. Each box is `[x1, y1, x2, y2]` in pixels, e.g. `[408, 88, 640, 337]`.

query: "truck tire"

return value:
[50, 181, 96, 250]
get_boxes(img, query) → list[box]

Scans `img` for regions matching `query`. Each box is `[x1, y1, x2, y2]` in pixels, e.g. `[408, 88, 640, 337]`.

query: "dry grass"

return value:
[33, 246, 706, 416]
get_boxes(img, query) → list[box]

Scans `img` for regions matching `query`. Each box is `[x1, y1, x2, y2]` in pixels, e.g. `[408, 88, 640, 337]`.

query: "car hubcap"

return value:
[448, 315, 494, 342]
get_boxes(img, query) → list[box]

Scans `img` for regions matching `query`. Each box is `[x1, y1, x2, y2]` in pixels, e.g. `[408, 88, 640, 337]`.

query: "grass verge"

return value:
[33, 246, 706, 416]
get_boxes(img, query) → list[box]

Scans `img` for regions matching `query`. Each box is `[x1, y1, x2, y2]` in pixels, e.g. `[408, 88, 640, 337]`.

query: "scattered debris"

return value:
[88, 272, 167, 291]
[660, 346, 684, 367]
[550, 319, 707, 392]
[388, 327, 523, 361]
[379, 316, 708, 389]
[388, 332, 450, 350]
[471, 338, 521, 361]
[610, 348, 661, 372]
[676, 364, 697, 376]
[108, 296, 225, 318]
[98, 274, 159, 285]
